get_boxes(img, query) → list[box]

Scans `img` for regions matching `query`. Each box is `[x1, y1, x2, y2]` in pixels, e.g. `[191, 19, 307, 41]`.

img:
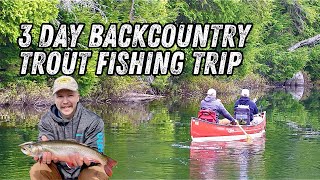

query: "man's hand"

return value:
[66, 153, 92, 167]
[33, 136, 58, 164]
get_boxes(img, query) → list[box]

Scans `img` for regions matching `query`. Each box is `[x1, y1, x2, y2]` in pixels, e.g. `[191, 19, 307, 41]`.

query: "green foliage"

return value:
[0, 0, 59, 44]
[305, 46, 320, 80]
[0, 45, 21, 84]
[0, 0, 58, 85]
[256, 44, 309, 81]
[57, 4, 107, 46]
[101, 0, 178, 23]
[133, 0, 178, 23]
[170, 0, 275, 80]
[254, 0, 320, 81]
[151, 75, 170, 94]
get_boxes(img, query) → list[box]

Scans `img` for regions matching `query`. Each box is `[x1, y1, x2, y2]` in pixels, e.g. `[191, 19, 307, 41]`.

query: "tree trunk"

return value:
[288, 34, 320, 51]
[129, 0, 135, 22]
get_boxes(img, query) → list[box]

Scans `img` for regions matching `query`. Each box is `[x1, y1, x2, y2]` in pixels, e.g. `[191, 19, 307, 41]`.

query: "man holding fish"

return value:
[20, 76, 117, 180]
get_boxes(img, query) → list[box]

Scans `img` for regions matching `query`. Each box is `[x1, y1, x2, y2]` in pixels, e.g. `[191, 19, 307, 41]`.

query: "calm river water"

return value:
[0, 87, 319, 179]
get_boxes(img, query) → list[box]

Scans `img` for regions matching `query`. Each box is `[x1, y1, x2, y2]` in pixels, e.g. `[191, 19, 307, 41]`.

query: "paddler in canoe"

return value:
[200, 88, 237, 125]
[21, 76, 117, 180]
[234, 89, 263, 125]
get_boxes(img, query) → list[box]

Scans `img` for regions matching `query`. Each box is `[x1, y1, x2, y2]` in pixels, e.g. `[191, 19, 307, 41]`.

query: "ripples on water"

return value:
[0, 128, 36, 180]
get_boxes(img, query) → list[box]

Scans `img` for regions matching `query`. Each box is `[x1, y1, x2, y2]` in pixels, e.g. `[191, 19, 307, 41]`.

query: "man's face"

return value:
[54, 89, 80, 119]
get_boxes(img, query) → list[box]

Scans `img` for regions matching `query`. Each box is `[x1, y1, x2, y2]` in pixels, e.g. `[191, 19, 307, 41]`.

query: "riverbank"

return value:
[2, 72, 314, 108]
[0, 74, 271, 107]
[0, 76, 267, 107]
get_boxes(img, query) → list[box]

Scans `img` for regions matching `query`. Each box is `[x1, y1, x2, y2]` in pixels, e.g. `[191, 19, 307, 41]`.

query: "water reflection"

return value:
[190, 137, 266, 179]
[0, 106, 46, 128]
[89, 102, 154, 128]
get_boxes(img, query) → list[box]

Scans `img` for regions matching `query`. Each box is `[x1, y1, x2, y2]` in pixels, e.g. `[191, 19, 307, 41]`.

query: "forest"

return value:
[0, 0, 319, 105]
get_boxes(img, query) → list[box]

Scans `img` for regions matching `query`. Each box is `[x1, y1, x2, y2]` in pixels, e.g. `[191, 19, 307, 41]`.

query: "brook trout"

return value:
[19, 140, 117, 177]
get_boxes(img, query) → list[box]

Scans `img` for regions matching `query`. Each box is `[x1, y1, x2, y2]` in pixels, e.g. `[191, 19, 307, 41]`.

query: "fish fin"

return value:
[103, 156, 117, 177]
[78, 142, 89, 147]
[104, 164, 113, 177]
[107, 156, 118, 168]
[64, 139, 88, 147]
[19, 141, 35, 147]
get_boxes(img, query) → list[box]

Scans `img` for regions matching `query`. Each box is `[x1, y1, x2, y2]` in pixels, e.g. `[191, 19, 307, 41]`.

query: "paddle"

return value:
[236, 120, 252, 142]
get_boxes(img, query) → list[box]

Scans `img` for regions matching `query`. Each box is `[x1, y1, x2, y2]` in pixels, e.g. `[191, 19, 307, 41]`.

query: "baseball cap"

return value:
[241, 89, 250, 97]
[207, 89, 216, 96]
[52, 76, 78, 95]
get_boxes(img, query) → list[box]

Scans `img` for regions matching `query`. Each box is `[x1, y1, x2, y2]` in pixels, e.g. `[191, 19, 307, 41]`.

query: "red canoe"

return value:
[191, 111, 267, 142]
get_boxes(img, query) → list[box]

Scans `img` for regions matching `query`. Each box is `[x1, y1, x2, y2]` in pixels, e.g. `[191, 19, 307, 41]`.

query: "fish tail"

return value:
[103, 156, 117, 177]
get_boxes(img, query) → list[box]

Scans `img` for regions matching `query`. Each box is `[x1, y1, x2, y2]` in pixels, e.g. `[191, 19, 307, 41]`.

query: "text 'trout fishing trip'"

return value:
[17, 23, 252, 76]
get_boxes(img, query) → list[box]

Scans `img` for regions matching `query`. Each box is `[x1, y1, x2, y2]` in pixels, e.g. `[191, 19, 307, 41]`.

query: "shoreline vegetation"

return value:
[0, 71, 317, 109]
[0, 74, 274, 108]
